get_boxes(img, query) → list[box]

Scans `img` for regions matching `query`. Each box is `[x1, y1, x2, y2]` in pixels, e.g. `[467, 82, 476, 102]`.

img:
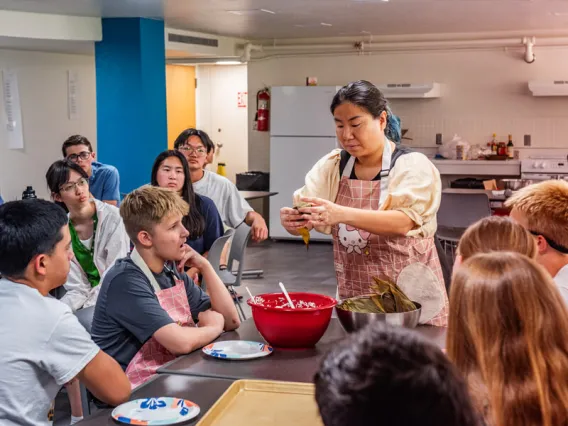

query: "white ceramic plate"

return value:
[202, 340, 274, 360]
[111, 397, 200, 425]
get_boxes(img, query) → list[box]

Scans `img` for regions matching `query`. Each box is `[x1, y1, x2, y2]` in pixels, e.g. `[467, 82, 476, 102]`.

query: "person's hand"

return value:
[251, 215, 268, 242]
[198, 310, 225, 332]
[186, 266, 200, 283]
[280, 207, 312, 232]
[177, 244, 208, 273]
[298, 197, 346, 227]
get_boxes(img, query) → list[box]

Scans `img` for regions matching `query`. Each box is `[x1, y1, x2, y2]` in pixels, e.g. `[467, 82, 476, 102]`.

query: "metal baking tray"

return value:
[197, 380, 323, 426]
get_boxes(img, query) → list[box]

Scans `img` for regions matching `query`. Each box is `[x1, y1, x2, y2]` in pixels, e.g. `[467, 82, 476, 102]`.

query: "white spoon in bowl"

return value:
[279, 282, 296, 309]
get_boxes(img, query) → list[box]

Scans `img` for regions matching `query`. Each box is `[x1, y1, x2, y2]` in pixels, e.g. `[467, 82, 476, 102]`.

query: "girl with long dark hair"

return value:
[151, 150, 223, 279]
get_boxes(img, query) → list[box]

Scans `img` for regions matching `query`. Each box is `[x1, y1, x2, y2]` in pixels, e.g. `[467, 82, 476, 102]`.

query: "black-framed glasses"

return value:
[60, 177, 88, 193]
[67, 151, 91, 162]
[177, 145, 207, 157]
[529, 230, 568, 254]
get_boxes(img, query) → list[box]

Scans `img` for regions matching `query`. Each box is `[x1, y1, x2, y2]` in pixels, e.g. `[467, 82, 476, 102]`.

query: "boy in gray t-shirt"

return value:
[0, 200, 131, 426]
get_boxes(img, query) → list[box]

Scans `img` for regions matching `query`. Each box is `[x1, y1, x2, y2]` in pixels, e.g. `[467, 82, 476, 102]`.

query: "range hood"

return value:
[528, 80, 568, 97]
[377, 83, 441, 99]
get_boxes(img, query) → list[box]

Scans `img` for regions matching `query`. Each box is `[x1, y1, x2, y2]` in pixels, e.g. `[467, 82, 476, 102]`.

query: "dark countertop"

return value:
[78, 375, 235, 426]
[158, 318, 447, 383]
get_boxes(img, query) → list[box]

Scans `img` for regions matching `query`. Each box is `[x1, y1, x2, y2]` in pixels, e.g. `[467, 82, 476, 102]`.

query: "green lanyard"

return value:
[69, 212, 100, 288]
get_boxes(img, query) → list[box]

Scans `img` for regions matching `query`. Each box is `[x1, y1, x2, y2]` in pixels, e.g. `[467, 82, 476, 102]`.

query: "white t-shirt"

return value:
[0, 279, 99, 426]
[193, 170, 253, 229]
[554, 264, 568, 306]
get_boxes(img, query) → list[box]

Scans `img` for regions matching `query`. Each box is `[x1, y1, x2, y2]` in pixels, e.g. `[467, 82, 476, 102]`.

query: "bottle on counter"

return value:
[498, 142, 507, 156]
[22, 186, 37, 200]
[216, 162, 227, 177]
[490, 133, 498, 155]
[507, 134, 514, 159]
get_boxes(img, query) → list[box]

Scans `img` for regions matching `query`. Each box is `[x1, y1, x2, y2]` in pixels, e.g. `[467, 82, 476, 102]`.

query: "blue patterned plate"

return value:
[111, 397, 200, 425]
[202, 340, 274, 360]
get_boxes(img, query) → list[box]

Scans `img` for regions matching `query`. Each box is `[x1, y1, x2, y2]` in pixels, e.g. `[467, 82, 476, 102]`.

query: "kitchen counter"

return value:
[431, 159, 521, 176]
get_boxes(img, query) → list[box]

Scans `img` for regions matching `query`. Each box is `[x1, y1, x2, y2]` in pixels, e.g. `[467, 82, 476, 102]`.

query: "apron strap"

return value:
[131, 248, 162, 294]
[340, 139, 394, 208]
[378, 139, 393, 207]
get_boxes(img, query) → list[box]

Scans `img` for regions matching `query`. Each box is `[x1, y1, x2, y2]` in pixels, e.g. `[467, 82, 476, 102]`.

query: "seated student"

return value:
[62, 135, 121, 206]
[448, 252, 568, 426]
[174, 128, 268, 241]
[505, 180, 568, 305]
[46, 159, 130, 423]
[0, 199, 130, 426]
[455, 216, 536, 266]
[46, 160, 130, 311]
[151, 150, 223, 281]
[91, 185, 240, 388]
[315, 323, 481, 426]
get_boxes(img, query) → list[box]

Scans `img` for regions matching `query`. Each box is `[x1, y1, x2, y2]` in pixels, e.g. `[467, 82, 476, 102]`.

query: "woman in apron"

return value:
[280, 80, 448, 326]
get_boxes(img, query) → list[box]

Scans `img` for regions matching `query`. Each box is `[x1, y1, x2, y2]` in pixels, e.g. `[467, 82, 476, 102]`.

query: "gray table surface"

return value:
[157, 318, 447, 383]
[77, 375, 235, 425]
[238, 190, 278, 201]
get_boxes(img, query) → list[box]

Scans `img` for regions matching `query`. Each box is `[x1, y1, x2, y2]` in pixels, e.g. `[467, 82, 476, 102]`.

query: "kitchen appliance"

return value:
[269, 86, 341, 241]
[521, 156, 568, 181]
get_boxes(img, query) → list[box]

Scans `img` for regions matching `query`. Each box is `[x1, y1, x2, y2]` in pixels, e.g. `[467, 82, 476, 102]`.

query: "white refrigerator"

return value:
[269, 86, 340, 241]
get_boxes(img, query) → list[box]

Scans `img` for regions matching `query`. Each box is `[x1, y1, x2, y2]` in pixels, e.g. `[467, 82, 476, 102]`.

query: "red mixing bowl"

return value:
[247, 292, 337, 348]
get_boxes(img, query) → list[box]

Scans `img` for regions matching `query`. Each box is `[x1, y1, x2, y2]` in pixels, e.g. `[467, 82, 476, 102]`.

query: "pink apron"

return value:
[125, 253, 195, 389]
[332, 142, 449, 326]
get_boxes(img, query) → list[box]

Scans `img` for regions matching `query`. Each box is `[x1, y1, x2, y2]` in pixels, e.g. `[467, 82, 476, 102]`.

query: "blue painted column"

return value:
[95, 18, 167, 193]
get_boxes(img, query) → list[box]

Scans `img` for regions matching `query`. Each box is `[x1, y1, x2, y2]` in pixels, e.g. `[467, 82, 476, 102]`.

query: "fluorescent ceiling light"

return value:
[321, 22, 333, 26]
[216, 60, 242, 65]
[227, 9, 275, 16]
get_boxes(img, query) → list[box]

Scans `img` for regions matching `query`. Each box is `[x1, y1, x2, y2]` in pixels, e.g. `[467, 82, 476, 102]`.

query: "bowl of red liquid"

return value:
[247, 292, 337, 348]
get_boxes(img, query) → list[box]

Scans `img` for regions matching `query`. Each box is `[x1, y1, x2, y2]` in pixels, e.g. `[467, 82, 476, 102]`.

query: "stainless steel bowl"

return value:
[501, 179, 535, 191]
[336, 300, 422, 332]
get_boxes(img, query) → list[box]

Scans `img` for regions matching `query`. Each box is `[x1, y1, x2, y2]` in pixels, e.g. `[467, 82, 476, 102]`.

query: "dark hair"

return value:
[150, 150, 205, 238]
[0, 199, 68, 279]
[331, 80, 402, 143]
[173, 128, 215, 153]
[62, 135, 93, 157]
[315, 323, 481, 426]
[46, 160, 89, 195]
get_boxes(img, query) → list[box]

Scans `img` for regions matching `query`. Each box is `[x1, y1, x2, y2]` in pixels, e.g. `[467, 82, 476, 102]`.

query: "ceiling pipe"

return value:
[523, 36, 536, 63]
[251, 36, 568, 59]
[240, 42, 263, 62]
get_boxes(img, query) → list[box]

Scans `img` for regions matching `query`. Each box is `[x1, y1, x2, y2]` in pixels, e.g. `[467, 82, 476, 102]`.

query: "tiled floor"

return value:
[55, 240, 336, 425]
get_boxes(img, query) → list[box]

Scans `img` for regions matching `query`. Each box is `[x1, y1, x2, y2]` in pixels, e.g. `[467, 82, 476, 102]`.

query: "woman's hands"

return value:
[281, 197, 346, 233]
[297, 197, 346, 227]
[280, 207, 312, 235]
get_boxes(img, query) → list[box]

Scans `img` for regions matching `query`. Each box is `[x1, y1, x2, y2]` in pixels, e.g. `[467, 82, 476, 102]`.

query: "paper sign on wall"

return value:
[68, 70, 79, 120]
[237, 91, 247, 108]
[2, 69, 24, 150]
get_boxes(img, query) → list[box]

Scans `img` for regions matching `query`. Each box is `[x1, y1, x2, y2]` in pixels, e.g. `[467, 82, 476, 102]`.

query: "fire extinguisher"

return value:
[255, 88, 270, 132]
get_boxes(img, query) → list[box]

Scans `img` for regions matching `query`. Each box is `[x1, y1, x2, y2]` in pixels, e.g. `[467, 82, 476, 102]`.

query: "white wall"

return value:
[248, 46, 568, 171]
[196, 64, 248, 182]
[0, 49, 96, 201]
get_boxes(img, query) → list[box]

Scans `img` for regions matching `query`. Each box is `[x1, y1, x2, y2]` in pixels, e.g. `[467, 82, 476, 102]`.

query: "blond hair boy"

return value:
[505, 180, 568, 304]
[92, 186, 239, 381]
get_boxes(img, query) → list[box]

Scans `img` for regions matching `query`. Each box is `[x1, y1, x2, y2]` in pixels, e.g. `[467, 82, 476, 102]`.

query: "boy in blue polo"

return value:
[62, 135, 121, 206]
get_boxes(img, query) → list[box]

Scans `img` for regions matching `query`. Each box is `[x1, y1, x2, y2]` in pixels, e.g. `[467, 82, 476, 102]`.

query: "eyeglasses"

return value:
[60, 177, 88, 193]
[177, 146, 207, 157]
[67, 151, 91, 162]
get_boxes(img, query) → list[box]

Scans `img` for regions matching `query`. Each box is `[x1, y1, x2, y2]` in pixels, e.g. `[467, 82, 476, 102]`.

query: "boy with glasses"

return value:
[505, 179, 568, 305]
[174, 128, 268, 242]
[62, 135, 121, 206]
